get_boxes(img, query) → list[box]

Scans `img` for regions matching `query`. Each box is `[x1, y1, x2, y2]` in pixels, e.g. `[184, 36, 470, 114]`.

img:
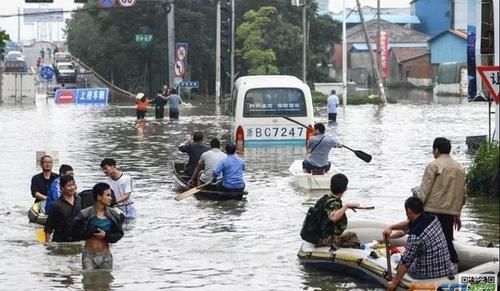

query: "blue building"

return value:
[411, 0, 470, 36]
[428, 29, 467, 64]
[411, 0, 452, 36]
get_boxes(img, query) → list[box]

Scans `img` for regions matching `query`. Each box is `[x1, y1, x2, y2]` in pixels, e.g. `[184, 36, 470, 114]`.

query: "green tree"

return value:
[0, 29, 10, 60]
[236, 6, 279, 75]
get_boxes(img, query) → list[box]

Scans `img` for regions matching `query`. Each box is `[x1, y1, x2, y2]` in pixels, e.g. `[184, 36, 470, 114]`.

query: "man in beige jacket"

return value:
[414, 137, 466, 266]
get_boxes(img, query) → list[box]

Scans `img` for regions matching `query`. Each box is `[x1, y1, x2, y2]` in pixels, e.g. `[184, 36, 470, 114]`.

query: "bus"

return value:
[228, 75, 315, 151]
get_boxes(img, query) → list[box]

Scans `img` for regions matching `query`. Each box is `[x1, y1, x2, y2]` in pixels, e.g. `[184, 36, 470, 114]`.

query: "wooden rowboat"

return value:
[171, 162, 247, 201]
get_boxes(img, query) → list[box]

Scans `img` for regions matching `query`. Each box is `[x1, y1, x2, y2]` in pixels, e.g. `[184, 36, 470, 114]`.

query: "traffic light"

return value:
[25, 0, 54, 2]
[221, 18, 231, 54]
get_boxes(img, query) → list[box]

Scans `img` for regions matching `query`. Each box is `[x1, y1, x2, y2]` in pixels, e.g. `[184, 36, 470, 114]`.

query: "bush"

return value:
[466, 142, 500, 197]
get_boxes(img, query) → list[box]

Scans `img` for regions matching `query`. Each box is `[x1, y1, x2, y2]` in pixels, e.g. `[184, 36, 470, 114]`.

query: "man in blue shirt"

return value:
[213, 143, 245, 192]
[45, 164, 74, 213]
[302, 123, 342, 173]
[166, 88, 183, 119]
[327, 89, 340, 122]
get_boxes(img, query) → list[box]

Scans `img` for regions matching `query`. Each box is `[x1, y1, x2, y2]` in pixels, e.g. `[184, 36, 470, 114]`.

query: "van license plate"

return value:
[245, 126, 304, 139]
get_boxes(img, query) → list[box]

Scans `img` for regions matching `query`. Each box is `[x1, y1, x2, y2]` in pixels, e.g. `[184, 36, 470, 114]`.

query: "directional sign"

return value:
[477, 66, 500, 104]
[98, 0, 114, 8]
[117, 0, 136, 7]
[179, 81, 199, 89]
[175, 60, 185, 77]
[55, 88, 109, 104]
[40, 66, 54, 80]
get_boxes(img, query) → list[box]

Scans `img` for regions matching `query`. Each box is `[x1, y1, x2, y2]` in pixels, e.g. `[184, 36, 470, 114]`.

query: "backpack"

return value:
[300, 194, 334, 244]
[77, 189, 117, 209]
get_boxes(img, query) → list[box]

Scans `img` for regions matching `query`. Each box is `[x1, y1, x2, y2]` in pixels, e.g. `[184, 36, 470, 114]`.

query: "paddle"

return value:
[174, 180, 213, 201]
[385, 234, 393, 281]
[350, 206, 375, 213]
[282, 116, 373, 163]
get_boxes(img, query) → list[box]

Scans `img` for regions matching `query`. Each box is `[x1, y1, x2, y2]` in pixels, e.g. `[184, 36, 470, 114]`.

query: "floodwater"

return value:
[0, 93, 498, 291]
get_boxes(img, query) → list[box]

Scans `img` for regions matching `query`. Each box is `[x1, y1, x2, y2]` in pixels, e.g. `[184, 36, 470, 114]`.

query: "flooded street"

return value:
[0, 95, 498, 290]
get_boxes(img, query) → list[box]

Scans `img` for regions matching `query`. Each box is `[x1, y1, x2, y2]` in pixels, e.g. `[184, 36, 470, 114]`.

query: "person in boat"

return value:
[178, 132, 209, 177]
[384, 197, 455, 291]
[44, 175, 81, 242]
[412, 137, 466, 268]
[189, 138, 227, 187]
[31, 155, 58, 203]
[212, 143, 245, 192]
[316, 173, 360, 247]
[302, 123, 343, 173]
[72, 182, 124, 270]
[45, 164, 74, 214]
[101, 158, 136, 221]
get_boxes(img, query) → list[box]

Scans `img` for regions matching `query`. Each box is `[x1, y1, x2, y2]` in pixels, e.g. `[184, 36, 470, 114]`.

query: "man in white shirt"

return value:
[327, 89, 340, 122]
[189, 138, 227, 186]
[100, 158, 136, 219]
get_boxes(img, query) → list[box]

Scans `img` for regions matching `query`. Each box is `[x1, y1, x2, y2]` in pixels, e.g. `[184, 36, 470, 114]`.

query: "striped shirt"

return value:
[401, 213, 454, 279]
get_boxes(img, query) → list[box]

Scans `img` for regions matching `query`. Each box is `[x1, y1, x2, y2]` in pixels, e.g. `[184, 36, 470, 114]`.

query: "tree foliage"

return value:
[466, 142, 500, 197]
[236, 7, 279, 75]
[64, 0, 340, 95]
[0, 29, 10, 48]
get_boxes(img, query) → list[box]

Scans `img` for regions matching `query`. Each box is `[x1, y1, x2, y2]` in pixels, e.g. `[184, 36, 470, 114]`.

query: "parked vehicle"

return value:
[55, 62, 77, 83]
[54, 52, 72, 64]
[5, 51, 25, 62]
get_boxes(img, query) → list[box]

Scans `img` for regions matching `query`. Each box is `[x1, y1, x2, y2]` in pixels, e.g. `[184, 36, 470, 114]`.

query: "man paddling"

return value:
[302, 123, 342, 173]
[31, 155, 58, 202]
[178, 132, 209, 177]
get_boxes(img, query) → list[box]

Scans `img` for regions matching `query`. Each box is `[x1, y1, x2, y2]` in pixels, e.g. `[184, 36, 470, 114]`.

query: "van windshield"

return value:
[243, 88, 306, 117]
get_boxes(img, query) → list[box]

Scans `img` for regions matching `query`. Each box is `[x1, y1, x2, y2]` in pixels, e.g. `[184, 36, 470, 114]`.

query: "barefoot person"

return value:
[73, 183, 124, 270]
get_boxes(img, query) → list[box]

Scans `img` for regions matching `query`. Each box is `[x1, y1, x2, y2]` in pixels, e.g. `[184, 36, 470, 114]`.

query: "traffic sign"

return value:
[477, 66, 500, 104]
[40, 66, 54, 80]
[179, 81, 199, 89]
[175, 60, 185, 77]
[117, 0, 136, 7]
[98, 0, 114, 8]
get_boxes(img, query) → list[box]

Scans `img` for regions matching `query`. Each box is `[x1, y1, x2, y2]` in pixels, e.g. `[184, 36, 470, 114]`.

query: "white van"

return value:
[229, 75, 315, 150]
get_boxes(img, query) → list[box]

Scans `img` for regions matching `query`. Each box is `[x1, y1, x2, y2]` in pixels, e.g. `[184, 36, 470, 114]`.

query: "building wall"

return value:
[412, 0, 451, 36]
[401, 54, 432, 79]
[388, 53, 432, 83]
[430, 33, 467, 64]
[350, 51, 373, 69]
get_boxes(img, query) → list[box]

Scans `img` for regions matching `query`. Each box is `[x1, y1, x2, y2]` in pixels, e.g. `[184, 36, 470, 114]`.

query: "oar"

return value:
[342, 145, 372, 163]
[282, 116, 373, 163]
[385, 234, 393, 281]
[351, 206, 375, 213]
[174, 180, 213, 201]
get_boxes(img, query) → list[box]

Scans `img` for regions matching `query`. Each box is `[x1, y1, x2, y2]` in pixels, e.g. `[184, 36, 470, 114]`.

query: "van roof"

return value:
[235, 75, 307, 89]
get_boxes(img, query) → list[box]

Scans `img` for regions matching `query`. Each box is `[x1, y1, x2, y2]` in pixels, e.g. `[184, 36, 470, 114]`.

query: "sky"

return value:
[329, 0, 410, 13]
[0, 0, 411, 43]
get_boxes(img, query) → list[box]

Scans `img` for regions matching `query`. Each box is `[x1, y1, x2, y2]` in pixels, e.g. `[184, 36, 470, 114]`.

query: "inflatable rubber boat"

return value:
[28, 201, 47, 225]
[298, 222, 499, 290]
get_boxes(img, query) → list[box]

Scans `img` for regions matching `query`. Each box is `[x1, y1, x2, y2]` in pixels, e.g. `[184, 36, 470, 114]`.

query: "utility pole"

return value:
[216, 0, 221, 105]
[302, 0, 307, 82]
[17, 8, 21, 44]
[230, 0, 235, 93]
[342, 0, 347, 107]
[377, 0, 381, 72]
[167, 2, 175, 88]
[355, 0, 387, 104]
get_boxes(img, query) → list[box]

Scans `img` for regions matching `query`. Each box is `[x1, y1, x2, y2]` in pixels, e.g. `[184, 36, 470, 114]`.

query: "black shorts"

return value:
[170, 110, 179, 119]
[136, 110, 146, 119]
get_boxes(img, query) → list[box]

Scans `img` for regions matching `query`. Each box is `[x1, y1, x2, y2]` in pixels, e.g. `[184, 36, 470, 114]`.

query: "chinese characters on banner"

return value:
[380, 31, 389, 79]
[55, 88, 109, 105]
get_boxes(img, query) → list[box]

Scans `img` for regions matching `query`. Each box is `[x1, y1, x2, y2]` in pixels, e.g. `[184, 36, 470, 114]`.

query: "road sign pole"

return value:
[168, 3, 175, 87]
